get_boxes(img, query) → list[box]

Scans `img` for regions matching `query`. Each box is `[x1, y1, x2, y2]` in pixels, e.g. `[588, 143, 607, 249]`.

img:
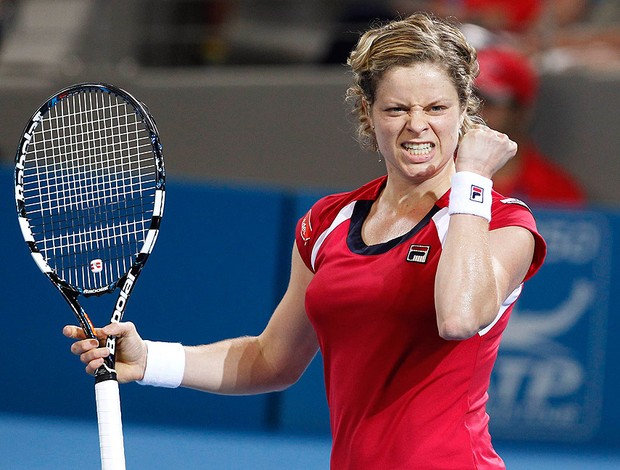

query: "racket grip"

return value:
[95, 379, 126, 470]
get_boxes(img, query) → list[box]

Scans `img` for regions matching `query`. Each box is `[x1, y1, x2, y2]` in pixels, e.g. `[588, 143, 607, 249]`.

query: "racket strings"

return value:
[21, 88, 157, 290]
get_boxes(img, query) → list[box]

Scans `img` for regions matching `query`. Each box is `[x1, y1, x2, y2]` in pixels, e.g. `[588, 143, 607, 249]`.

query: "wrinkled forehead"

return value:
[373, 62, 460, 102]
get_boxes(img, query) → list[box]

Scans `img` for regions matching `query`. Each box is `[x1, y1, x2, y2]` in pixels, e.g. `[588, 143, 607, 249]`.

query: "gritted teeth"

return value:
[402, 142, 434, 155]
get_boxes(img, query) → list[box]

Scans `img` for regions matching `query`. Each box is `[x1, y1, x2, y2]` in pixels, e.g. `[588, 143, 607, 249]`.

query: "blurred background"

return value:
[1, 1, 619, 468]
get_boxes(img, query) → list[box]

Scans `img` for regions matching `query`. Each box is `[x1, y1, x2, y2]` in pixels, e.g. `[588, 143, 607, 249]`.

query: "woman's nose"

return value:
[407, 110, 428, 133]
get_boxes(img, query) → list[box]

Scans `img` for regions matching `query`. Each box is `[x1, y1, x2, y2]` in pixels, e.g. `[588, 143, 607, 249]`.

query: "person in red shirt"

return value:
[64, 13, 546, 469]
[475, 46, 587, 206]
[463, 0, 541, 32]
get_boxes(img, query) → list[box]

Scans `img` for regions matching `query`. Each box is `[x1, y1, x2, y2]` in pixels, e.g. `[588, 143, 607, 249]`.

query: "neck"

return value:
[363, 170, 451, 245]
[380, 166, 453, 214]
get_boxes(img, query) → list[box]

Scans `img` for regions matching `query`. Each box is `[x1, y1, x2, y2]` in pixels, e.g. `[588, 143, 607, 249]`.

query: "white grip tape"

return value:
[137, 341, 185, 388]
[448, 171, 493, 222]
[95, 380, 126, 470]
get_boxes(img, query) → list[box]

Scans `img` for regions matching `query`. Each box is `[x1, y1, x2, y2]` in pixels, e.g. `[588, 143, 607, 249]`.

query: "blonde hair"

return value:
[346, 12, 483, 151]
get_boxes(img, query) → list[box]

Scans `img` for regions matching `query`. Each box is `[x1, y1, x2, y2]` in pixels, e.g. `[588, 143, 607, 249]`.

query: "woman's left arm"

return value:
[435, 125, 534, 340]
[435, 216, 535, 340]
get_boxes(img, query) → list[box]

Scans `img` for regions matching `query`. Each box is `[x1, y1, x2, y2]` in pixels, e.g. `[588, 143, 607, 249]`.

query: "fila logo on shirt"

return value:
[300, 209, 313, 245]
[406, 244, 430, 264]
[470, 185, 484, 203]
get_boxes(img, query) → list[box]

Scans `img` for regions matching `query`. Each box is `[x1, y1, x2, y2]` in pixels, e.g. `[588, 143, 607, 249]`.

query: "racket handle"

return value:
[95, 379, 126, 470]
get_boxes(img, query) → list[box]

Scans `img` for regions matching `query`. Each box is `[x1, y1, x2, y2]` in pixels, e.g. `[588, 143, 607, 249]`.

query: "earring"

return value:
[377, 149, 383, 163]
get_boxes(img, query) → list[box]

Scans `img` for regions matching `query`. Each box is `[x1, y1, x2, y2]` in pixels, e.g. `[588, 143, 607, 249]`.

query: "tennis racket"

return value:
[14, 82, 165, 470]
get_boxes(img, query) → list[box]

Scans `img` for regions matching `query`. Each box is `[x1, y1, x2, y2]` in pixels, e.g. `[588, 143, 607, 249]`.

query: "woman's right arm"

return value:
[64, 243, 318, 395]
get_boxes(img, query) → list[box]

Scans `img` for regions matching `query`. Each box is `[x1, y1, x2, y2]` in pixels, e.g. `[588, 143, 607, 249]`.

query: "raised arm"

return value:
[434, 125, 535, 340]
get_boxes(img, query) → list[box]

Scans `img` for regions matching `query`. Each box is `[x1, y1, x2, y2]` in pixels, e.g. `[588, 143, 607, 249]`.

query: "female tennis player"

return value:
[65, 12, 546, 469]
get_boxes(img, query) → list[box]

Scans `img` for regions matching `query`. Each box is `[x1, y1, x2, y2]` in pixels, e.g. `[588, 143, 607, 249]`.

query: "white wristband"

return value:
[137, 340, 185, 388]
[448, 171, 493, 222]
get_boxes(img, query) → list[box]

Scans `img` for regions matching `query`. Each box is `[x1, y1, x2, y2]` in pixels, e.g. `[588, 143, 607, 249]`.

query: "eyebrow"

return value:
[379, 97, 456, 108]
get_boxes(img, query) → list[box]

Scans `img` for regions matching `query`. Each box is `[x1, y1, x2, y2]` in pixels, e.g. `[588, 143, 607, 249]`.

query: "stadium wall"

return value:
[0, 67, 619, 203]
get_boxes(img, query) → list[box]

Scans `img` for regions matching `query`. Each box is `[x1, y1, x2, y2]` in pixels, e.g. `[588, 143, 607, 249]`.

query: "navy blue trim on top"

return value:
[347, 200, 440, 255]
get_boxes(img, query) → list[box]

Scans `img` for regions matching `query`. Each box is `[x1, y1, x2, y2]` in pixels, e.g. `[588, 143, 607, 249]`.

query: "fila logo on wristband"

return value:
[470, 185, 484, 203]
[449, 172, 492, 222]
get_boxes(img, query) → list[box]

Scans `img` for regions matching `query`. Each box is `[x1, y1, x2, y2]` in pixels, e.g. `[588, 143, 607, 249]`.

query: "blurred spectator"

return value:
[475, 46, 587, 206]
[460, 0, 620, 71]
[140, 0, 236, 67]
[321, 1, 394, 64]
[536, 0, 620, 72]
[321, 0, 452, 64]
[463, 0, 541, 33]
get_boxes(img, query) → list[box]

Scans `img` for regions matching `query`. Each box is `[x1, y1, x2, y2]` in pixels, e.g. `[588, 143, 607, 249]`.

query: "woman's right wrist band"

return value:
[448, 171, 493, 222]
[137, 340, 185, 388]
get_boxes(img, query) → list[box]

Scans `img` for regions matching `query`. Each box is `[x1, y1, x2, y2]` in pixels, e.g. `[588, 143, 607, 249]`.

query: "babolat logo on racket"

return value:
[470, 185, 484, 203]
[18, 111, 42, 161]
[107, 270, 137, 355]
[111, 271, 136, 323]
[15, 111, 43, 201]
[406, 244, 430, 263]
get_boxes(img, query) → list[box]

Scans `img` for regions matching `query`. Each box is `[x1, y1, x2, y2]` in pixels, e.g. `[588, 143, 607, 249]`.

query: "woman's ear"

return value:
[362, 98, 373, 129]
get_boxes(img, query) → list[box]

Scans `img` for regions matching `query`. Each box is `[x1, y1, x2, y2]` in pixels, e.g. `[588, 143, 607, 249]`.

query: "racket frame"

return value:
[14, 82, 165, 470]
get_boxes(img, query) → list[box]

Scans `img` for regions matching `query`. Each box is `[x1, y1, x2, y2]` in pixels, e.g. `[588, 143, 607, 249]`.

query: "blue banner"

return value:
[489, 209, 615, 444]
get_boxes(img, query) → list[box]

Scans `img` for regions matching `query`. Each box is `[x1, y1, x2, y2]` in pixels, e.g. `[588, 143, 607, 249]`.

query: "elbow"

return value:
[260, 353, 309, 392]
[436, 299, 500, 341]
[268, 367, 305, 392]
[437, 319, 479, 341]
[436, 307, 484, 340]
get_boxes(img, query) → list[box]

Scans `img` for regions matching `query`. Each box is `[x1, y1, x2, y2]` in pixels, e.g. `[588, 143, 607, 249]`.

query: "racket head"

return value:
[14, 82, 165, 302]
